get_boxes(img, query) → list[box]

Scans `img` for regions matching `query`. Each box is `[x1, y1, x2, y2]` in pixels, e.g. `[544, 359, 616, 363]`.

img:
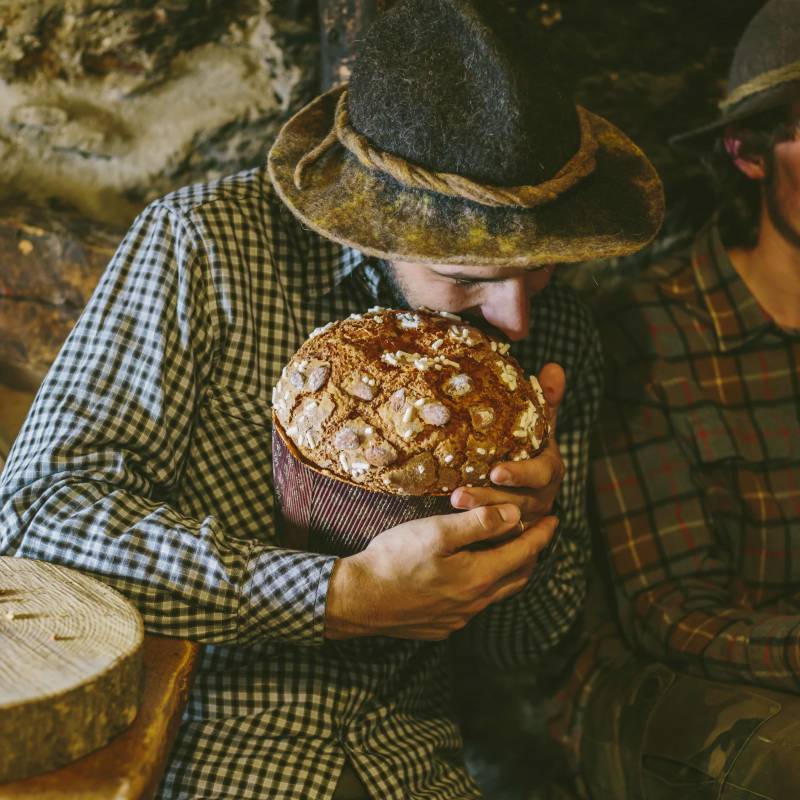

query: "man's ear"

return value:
[724, 127, 766, 180]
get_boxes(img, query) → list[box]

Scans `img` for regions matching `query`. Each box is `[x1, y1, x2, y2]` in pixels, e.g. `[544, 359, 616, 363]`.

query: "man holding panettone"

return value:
[0, 0, 662, 797]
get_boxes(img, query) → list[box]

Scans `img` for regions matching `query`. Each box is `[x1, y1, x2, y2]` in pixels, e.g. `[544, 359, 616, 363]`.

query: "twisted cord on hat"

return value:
[294, 88, 598, 209]
[719, 59, 800, 111]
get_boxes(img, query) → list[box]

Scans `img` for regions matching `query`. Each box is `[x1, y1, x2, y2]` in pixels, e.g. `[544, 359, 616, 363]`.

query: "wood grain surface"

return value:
[0, 636, 199, 800]
[0, 557, 144, 783]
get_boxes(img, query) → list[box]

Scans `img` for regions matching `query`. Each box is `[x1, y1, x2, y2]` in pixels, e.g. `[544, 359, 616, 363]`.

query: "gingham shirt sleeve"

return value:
[594, 328, 800, 692]
[0, 203, 336, 646]
[459, 300, 603, 668]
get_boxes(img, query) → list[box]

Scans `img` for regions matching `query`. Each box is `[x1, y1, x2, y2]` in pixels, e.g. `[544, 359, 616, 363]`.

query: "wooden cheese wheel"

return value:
[0, 557, 144, 783]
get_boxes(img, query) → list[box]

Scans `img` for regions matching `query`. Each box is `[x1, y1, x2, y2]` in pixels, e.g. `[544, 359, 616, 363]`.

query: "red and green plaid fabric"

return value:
[553, 226, 800, 746]
[554, 221, 800, 754]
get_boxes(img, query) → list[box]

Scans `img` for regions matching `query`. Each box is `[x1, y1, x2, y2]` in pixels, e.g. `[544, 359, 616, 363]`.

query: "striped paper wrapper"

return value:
[272, 417, 455, 556]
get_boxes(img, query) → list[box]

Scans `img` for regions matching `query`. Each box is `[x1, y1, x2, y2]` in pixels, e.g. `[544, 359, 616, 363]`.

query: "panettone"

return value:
[271, 307, 550, 498]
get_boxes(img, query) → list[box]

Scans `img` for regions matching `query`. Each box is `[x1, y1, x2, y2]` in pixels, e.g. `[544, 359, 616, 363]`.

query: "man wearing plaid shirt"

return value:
[0, 1, 664, 797]
[553, 2, 800, 797]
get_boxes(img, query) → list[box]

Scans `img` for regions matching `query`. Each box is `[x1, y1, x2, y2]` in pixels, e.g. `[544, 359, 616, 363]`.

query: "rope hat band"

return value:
[294, 88, 599, 209]
[719, 58, 800, 111]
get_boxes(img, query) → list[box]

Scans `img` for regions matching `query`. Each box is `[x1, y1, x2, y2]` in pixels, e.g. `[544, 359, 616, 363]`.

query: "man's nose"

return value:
[479, 278, 531, 341]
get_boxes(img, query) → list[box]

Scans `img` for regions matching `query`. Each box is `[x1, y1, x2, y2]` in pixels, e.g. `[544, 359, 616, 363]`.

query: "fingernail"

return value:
[452, 489, 473, 508]
[499, 505, 520, 523]
[492, 468, 511, 484]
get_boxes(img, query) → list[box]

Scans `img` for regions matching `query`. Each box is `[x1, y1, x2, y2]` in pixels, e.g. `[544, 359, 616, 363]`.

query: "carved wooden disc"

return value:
[0, 557, 144, 783]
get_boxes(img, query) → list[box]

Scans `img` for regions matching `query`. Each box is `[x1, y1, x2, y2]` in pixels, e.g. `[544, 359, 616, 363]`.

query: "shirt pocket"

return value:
[683, 406, 800, 585]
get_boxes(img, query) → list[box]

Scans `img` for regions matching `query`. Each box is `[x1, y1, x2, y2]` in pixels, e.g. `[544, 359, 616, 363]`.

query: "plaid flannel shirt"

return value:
[556, 221, 800, 752]
[0, 166, 601, 800]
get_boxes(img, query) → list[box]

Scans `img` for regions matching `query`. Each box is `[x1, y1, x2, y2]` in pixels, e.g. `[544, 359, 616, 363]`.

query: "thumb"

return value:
[537, 362, 565, 434]
[435, 504, 521, 553]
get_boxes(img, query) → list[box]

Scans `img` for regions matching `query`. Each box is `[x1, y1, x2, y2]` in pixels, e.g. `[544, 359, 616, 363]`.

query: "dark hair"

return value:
[709, 105, 793, 247]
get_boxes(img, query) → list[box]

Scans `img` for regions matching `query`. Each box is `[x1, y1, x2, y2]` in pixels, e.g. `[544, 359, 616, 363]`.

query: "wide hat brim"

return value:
[670, 80, 800, 150]
[268, 86, 665, 267]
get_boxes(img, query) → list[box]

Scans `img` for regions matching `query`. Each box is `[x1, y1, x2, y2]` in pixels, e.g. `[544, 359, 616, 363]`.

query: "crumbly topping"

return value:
[381, 350, 460, 372]
[444, 373, 473, 397]
[309, 321, 335, 338]
[272, 307, 549, 495]
[344, 374, 376, 401]
[334, 427, 359, 450]
[398, 312, 422, 329]
[529, 374, 546, 406]
[306, 364, 330, 392]
[468, 405, 495, 430]
[514, 400, 544, 449]
[449, 325, 476, 346]
[420, 402, 450, 426]
[417, 306, 462, 322]
[496, 360, 518, 391]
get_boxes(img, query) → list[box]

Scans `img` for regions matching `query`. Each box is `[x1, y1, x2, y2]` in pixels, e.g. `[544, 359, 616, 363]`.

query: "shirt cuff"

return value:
[238, 546, 338, 646]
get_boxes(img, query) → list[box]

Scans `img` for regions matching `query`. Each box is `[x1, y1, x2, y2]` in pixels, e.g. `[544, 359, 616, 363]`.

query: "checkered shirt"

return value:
[554, 221, 800, 754]
[0, 166, 601, 799]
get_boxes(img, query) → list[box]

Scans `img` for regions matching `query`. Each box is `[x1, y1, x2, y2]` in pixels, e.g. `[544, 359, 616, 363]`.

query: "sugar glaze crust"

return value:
[271, 307, 550, 496]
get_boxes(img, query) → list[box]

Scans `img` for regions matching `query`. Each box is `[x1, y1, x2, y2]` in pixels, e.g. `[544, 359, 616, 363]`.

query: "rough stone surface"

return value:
[0, 207, 117, 390]
[0, 0, 319, 387]
[0, 1, 319, 226]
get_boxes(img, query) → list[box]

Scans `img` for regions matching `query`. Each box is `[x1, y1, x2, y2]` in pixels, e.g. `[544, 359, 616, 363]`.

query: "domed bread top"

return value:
[271, 307, 550, 496]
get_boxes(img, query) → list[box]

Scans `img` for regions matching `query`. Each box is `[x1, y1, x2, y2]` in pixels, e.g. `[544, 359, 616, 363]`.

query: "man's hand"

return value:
[324, 504, 558, 641]
[450, 362, 566, 523]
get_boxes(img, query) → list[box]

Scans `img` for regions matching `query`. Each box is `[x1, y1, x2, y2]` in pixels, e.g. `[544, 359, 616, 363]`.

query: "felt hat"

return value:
[672, 0, 800, 148]
[268, 0, 664, 268]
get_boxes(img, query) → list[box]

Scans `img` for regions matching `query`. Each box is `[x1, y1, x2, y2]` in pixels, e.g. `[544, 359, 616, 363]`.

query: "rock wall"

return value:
[0, 1, 319, 226]
[0, 0, 319, 390]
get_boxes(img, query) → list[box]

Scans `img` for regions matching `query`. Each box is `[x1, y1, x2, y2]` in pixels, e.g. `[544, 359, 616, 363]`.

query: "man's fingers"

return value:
[469, 515, 558, 581]
[451, 484, 551, 518]
[482, 563, 537, 605]
[432, 503, 521, 552]
[537, 362, 566, 435]
[468, 518, 557, 607]
[488, 441, 563, 490]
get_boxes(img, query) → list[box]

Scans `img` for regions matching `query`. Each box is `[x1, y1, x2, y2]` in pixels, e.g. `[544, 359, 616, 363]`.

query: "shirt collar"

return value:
[692, 222, 773, 352]
[301, 235, 397, 307]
